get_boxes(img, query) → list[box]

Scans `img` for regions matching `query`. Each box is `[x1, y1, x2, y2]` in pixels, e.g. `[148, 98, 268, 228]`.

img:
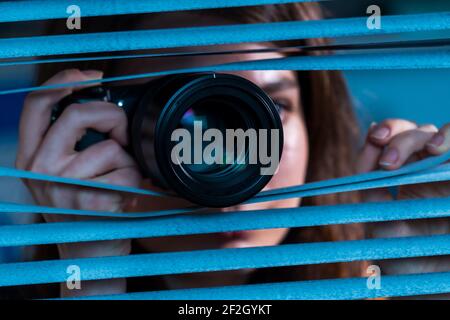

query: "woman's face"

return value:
[120, 14, 309, 252]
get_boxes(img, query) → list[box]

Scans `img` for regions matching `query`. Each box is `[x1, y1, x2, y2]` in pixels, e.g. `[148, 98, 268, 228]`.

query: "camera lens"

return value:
[179, 97, 249, 176]
[131, 73, 283, 207]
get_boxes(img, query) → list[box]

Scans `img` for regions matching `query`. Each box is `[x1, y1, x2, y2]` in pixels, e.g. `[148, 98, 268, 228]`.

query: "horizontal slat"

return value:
[2, 38, 449, 68]
[0, 0, 317, 23]
[1, 197, 450, 247]
[73, 272, 450, 300]
[0, 167, 165, 197]
[2, 48, 450, 96]
[2, 152, 448, 200]
[1, 12, 449, 59]
[1, 234, 450, 287]
[1, 137, 444, 198]
[249, 163, 450, 204]
[0, 162, 448, 220]
[0, 201, 197, 219]
[258, 151, 450, 198]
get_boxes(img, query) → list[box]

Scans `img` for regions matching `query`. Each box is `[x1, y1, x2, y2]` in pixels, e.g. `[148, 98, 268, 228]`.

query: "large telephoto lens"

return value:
[132, 73, 283, 207]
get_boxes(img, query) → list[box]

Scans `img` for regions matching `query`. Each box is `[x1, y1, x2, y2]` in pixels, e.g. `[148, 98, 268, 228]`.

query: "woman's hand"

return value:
[357, 119, 450, 200]
[358, 120, 450, 283]
[16, 69, 142, 296]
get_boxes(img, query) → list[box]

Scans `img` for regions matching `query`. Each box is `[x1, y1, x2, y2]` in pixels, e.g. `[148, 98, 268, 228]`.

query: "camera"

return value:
[52, 73, 283, 207]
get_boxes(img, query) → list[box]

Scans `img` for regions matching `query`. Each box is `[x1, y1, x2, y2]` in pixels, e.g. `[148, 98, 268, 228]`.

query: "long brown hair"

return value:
[34, 3, 367, 286]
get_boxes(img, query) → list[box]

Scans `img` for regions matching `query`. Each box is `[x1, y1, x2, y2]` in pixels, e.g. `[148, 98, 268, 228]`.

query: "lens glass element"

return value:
[178, 96, 249, 177]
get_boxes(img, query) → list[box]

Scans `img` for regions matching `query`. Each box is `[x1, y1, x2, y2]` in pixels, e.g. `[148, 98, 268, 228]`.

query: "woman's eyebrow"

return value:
[260, 78, 298, 94]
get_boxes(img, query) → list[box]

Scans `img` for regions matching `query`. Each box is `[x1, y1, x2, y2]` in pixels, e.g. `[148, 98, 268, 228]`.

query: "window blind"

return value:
[0, 0, 449, 300]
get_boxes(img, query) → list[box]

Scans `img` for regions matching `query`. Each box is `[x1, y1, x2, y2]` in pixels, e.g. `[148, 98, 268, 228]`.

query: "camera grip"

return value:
[52, 86, 113, 152]
[75, 129, 109, 151]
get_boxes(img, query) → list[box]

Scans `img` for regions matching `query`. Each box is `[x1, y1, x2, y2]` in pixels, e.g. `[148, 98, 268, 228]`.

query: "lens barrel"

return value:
[54, 73, 283, 207]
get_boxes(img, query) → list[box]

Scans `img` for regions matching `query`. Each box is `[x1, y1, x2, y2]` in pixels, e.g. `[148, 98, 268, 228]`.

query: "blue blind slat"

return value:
[258, 151, 450, 197]
[0, 12, 449, 59]
[0, 167, 165, 197]
[0, 201, 196, 219]
[0, 6, 448, 298]
[1, 234, 450, 287]
[1, 49, 450, 96]
[0, 163, 448, 219]
[1, 197, 449, 247]
[248, 163, 450, 204]
[0, 0, 317, 23]
[73, 272, 450, 300]
[3, 152, 449, 201]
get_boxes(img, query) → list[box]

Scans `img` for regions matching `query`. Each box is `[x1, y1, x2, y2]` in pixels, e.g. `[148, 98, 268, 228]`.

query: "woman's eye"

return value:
[273, 97, 291, 109]
[273, 100, 291, 118]
[275, 102, 287, 111]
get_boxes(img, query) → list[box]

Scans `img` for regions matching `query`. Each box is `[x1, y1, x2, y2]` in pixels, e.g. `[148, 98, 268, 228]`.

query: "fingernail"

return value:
[427, 133, 445, 148]
[82, 70, 103, 78]
[371, 126, 390, 140]
[379, 147, 399, 166]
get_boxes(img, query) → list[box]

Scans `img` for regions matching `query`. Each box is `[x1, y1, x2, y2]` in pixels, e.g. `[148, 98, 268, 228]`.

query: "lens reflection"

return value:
[178, 97, 248, 175]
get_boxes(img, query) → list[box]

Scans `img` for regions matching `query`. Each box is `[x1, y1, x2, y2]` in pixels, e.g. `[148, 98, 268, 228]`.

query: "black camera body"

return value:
[52, 73, 283, 207]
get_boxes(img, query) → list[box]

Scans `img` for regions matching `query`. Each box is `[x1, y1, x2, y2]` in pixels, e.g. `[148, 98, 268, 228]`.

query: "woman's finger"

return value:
[379, 126, 438, 170]
[368, 118, 418, 147]
[357, 143, 382, 173]
[426, 124, 450, 155]
[61, 139, 136, 179]
[16, 69, 103, 169]
[72, 167, 142, 213]
[32, 101, 128, 172]
[356, 132, 383, 173]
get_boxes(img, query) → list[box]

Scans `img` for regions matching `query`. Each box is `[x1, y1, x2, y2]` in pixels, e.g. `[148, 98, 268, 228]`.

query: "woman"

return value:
[15, 3, 450, 298]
